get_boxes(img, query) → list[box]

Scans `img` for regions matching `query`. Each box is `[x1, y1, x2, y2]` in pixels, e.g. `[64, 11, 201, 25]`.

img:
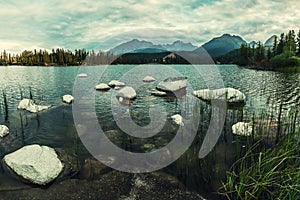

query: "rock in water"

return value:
[116, 86, 137, 104]
[193, 87, 246, 104]
[156, 77, 187, 92]
[0, 125, 9, 138]
[143, 76, 156, 82]
[17, 99, 52, 113]
[62, 95, 74, 104]
[232, 122, 253, 136]
[171, 114, 184, 126]
[108, 80, 125, 88]
[3, 144, 64, 185]
[95, 83, 110, 91]
[77, 73, 88, 78]
[150, 89, 167, 97]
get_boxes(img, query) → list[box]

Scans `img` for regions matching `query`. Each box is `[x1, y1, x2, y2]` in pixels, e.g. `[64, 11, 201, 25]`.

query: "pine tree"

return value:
[277, 33, 285, 55]
[297, 30, 300, 56]
[272, 35, 278, 56]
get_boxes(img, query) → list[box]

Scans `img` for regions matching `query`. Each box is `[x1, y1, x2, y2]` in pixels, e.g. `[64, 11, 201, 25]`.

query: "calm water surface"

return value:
[0, 65, 299, 199]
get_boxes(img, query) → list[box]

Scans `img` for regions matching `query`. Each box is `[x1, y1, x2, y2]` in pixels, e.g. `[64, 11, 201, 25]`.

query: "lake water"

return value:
[0, 65, 299, 199]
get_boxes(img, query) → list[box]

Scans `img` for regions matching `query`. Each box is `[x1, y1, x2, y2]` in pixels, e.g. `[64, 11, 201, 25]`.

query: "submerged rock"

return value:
[0, 170, 205, 200]
[143, 76, 156, 82]
[0, 125, 9, 138]
[108, 80, 125, 88]
[151, 89, 167, 97]
[157, 77, 187, 92]
[79, 158, 110, 180]
[62, 95, 74, 104]
[116, 86, 137, 104]
[95, 83, 110, 91]
[171, 114, 184, 126]
[232, 122, 253, 136]
[17, 99, 52, 113]
[3, 144, 64, 185]
[193, 87, 246, 104]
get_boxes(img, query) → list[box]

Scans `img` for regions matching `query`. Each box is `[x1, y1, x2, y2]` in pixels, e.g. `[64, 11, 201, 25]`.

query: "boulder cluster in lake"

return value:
[3, 144, 64, 185]
[0, 125, 9, 138]
[193, 87, 246, 104]
[17, 99, 52, 113]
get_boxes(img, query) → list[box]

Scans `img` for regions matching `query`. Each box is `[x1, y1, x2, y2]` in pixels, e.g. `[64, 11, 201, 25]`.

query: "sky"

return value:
[0, 0, 299, 53]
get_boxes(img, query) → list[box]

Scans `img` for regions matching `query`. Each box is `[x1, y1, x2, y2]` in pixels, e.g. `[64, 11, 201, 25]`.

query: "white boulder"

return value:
[151, 89, 167, 97]
[17, 99, 52, 113]
[171, 114, 184, 126]
[77, 73, 88, 78]
[108, 80, 125, 88]
[62, 95, 74, 104]
[3, 144, 64, 185]
[117, 86, 137, 101]
[232, 122, 253, 136]
[143, 76, 156, 82]
[193, 88, 246, 103]
[0, 125, 9, 138]
[95, 83, 110, 91]
[157, 77, 187, 92]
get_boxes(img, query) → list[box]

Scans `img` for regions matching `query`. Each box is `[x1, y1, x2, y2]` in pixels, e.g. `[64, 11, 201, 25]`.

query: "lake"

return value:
[0, 65, 299, 199]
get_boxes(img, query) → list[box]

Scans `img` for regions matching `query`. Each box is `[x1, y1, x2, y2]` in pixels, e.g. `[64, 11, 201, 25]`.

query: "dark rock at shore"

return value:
[0, 170, 205, 200]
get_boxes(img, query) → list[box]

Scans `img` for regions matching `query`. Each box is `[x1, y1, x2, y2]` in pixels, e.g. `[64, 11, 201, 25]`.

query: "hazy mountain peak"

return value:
[111, 39, 197, 55]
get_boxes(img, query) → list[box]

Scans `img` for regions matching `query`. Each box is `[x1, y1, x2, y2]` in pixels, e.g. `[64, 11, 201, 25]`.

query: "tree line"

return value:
[218, 30, 300, 68]
[0, 48, 117, 66]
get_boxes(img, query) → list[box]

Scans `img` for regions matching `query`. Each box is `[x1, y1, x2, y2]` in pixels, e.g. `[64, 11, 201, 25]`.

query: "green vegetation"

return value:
[221, 107, 300, 199]
[217, 30, 300, 70]
[0, 48, 116, 66]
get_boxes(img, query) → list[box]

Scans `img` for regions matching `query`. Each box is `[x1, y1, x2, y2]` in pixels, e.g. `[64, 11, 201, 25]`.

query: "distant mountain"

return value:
[198, 34, 247, 57]
[110, 39, 197, 55]
[248, 41, 258, 48]
[163, 40, 197, 51]
[264, 35, 276, 48]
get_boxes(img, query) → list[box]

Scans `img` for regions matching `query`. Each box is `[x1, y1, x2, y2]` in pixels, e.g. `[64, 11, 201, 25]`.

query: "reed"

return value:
[220, 105, 300, 200]
[2, 88, 9, 121]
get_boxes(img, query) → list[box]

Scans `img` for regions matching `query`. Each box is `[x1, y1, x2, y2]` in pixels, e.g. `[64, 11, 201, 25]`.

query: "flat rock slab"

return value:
[77, 73, 88, 78]
[151, 89, 167, 97]
[0, 125, 9, 138]
[95, 83, 110, 90]
[157, 77, 187, 92]
[3, 144, 64, 185]
[143, 76, 156, 82]
[108, 80, 125, 88]
[17, 99, 52, 113]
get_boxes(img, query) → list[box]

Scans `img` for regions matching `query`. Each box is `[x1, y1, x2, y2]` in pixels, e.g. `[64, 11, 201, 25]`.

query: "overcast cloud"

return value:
[0, 0, 299, 53]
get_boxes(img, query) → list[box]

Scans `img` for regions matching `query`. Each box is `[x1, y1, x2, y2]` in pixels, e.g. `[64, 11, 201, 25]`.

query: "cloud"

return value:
[0, 0, 299, 53]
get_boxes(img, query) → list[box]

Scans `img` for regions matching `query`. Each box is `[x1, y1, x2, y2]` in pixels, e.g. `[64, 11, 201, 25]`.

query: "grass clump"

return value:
[221, 131, 300, 199]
